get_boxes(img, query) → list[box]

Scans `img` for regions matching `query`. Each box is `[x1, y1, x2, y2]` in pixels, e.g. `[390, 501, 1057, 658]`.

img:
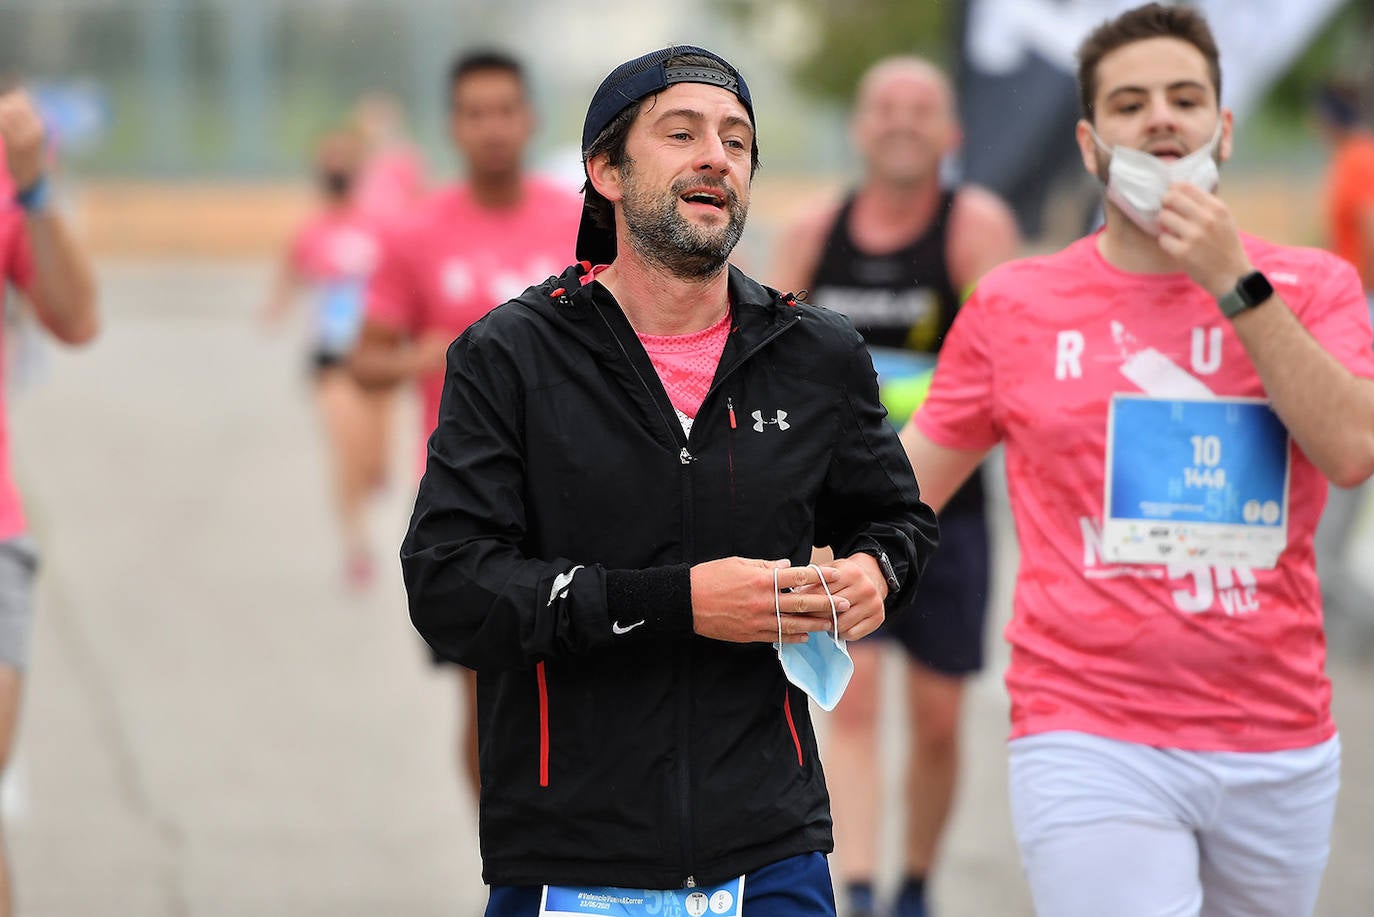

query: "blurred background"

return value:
[3, 0, 1374, 914]
[4, 0, 1372, 255]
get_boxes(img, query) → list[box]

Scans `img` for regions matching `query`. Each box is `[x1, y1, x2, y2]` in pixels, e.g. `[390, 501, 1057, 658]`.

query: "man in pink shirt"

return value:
[900, 5, 1374, 915]
[351, 51, 580, 806]
[0, 87, 98, 917]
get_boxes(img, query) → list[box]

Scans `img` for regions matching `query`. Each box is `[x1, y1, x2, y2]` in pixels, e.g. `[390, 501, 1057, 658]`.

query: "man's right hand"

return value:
[0, 89, 46, 194]
[690, 557, 847, 644]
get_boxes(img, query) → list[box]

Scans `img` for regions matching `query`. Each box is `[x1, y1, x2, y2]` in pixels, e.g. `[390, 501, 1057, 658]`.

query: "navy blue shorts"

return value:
[484, 851, 836, 916]
[867, 511, 990, 676]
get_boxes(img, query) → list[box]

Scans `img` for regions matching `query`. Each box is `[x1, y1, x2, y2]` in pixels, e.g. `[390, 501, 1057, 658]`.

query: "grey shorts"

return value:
[0, 537, 39, 671]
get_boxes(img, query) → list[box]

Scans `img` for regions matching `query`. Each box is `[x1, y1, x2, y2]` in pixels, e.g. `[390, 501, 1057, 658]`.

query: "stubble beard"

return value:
[618, 161, 747, 281]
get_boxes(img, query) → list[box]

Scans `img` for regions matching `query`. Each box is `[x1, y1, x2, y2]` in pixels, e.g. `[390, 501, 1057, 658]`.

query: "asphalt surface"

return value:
[5, 259, 1373, 915]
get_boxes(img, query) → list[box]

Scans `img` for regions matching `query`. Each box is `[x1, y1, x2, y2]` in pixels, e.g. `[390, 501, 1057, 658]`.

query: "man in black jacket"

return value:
[402, 45, 938, 916]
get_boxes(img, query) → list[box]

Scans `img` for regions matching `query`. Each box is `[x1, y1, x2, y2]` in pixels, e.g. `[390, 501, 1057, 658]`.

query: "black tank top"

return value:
[808, 189, 983, 516]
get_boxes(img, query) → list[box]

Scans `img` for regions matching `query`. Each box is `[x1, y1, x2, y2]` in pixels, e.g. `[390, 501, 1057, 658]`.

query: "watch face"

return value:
[1238, 271, 1273, 307]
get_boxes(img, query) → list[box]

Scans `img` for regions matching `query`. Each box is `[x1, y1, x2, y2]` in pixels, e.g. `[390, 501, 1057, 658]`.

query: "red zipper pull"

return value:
[727, 397, 737, 429]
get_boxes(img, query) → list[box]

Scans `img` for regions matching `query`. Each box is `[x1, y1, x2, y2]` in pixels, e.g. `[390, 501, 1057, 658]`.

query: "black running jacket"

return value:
[401, 262, 938, 890]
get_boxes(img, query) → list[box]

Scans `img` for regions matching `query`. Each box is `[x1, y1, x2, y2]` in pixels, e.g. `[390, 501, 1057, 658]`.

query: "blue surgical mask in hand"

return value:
[774, 564, 854, 712]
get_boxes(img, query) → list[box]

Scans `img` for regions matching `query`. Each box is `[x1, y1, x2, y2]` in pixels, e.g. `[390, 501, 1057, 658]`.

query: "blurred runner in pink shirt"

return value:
[901, 6, 1374, 915]
[352, 49, 580, 813]
[262, 127, 389, 590]
[0, 86, 98, 917]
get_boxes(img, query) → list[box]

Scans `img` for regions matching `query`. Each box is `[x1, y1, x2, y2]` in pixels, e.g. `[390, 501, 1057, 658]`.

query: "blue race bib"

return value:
[1103, 395, 1290, 569]
[539, 877, 744, 917]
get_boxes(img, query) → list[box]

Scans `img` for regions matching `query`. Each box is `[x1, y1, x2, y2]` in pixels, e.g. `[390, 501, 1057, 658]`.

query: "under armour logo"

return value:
[752, 410, 790, 432]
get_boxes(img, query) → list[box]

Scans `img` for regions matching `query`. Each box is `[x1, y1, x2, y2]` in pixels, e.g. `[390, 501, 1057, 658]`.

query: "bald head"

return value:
[857, 57, 954, 114]
[852, 56, 959, 188]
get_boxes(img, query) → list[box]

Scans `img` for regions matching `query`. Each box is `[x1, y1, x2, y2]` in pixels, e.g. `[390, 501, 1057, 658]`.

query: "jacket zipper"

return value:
[783, 688, 804, 767]
[726, 397, 736, 516]
[672, 319, 798, 885]
[593, 301, 802, 885]
[677, 444, 696, 881]
[536, 661, 550, 787]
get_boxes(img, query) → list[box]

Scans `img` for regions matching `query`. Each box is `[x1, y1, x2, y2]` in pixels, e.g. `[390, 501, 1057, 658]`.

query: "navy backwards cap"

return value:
[576, 45, 754, 264]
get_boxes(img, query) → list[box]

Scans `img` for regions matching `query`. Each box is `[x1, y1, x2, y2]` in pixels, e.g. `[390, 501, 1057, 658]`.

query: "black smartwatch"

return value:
[1217, 271, 1273, 320]
[866, 548, 901, 595]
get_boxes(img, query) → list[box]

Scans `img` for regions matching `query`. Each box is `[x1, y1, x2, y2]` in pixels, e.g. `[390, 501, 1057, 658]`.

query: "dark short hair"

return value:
[1076, 3, 1221, 122]
[581, 52, 761, 233]
[1317, 80, 1363, 130]
[447, 50, 526, 109]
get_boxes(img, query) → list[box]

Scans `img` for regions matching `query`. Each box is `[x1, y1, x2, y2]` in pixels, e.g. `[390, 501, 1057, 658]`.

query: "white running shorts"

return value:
[1008, 730, 1340, 917]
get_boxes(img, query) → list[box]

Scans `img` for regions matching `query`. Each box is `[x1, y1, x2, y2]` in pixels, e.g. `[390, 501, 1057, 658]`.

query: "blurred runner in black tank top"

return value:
[808, 188, 983, 520]
[774, 57, 1019, 917]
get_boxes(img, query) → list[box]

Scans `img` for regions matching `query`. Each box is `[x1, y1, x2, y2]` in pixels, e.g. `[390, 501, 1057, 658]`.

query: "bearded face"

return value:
[616, 160, 748, 280]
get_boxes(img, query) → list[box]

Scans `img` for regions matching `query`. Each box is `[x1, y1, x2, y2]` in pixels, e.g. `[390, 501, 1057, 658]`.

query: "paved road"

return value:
[6, 260, 1373, 915]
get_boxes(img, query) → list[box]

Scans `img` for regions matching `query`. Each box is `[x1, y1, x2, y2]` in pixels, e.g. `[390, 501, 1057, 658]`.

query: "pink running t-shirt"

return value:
[916, 232, 1374, 752]
[366, 178, 581, 462]
[579, 263, 731, 427]
[0, 199, 35, 540]
[636, 311, 731, 426]
[289, 209, 381, 354]
[289, 209, 380, 283]
[354, 146, 426, 230]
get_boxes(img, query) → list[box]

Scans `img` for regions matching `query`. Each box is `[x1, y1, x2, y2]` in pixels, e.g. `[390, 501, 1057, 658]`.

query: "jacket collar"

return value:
[552, 262, 797, 338]
[512, 262, 803, 449]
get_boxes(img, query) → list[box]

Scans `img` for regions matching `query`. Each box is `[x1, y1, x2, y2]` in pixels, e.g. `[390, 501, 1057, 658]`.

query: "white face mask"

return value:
[1090, 121, 1223, 236]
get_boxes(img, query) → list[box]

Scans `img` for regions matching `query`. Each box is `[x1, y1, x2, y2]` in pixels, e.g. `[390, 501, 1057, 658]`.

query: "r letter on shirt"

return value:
[1056, 330, 1085, 380]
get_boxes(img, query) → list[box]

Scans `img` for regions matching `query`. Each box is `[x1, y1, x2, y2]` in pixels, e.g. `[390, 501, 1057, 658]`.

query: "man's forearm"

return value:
[24, 210, 98, 345]
[348, 348, 414, 389]
[1232, 294, 1374, 486]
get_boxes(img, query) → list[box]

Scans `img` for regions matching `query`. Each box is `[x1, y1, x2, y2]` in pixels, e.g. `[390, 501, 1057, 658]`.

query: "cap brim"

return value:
[575, 205, 617, 266]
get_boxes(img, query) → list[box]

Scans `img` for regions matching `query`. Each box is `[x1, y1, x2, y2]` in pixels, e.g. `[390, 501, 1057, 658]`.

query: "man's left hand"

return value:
[1156, 182, 1254, 300]
[799, 552, 888, 641]
[0, 89, 47, 194]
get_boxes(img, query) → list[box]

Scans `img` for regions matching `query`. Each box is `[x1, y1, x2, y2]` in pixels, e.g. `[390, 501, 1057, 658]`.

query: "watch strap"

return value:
[1217, 271, 1272, 319]
[14, 173, 52, 213]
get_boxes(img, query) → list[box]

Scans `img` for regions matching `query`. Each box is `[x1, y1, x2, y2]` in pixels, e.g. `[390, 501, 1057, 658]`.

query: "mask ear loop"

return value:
[774, 566, 784, 648]
[808, 563, 840, 642]
[1086, 123, 1111, 156]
